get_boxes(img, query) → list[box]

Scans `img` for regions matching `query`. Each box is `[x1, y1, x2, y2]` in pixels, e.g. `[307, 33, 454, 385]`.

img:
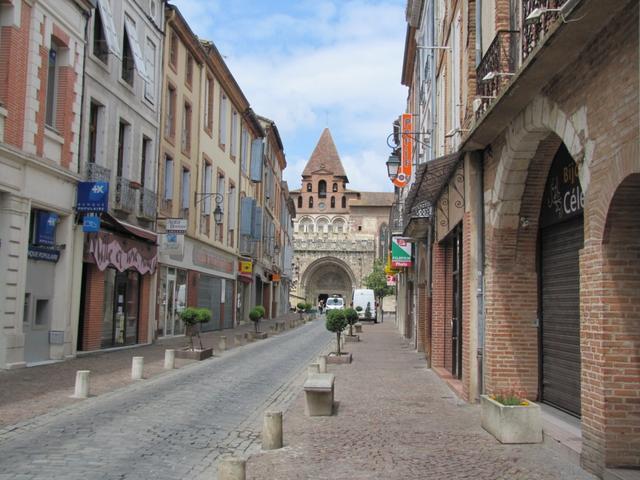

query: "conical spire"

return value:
[302, 128, 348, 181]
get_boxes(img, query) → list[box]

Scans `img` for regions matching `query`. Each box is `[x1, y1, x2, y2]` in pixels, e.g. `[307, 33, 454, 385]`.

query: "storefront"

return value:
[157, 266, 187, 337]
[78, 222, 157, 351]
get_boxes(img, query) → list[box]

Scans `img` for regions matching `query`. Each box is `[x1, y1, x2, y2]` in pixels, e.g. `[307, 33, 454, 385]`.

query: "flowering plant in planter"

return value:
[481, 389, 541, 444]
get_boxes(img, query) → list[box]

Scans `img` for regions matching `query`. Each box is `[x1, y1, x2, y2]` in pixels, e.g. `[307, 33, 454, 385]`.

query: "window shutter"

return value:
[144, 39, 156, 102]
[203, 164, 212, 214]
[240, 197, 254, 235]
[228, 188, 236, 229]
[164, 158, 173, 200]
[250, 138, 264, 182]
[181, 170, 190, 209]
[124, 17, 150, 83]
[251, 205, 262, 240]
[97, 0, 121, 58]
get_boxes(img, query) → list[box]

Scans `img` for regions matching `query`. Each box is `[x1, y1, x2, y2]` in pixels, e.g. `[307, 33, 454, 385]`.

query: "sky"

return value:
[172, 0, 407, 193]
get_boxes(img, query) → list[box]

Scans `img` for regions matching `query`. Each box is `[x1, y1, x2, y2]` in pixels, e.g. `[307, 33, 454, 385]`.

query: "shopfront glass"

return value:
[101, 268, 140, 348]
[158, 266, 187, 337]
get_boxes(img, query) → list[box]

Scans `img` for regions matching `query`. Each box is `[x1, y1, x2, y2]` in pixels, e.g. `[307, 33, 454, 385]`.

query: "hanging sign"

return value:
[392, 113, 413, 188]
[166, 218, 188, 234]
[239, 260, 253, 275]
[386, 274, 397, 287]
[76, 181, 109, 212]
[384, 251, 400, 275]
[82, 215, 101, 233]
[391, 236, 413, 267]
[34, 211, 58, 245]
[159, 233, 184, 256]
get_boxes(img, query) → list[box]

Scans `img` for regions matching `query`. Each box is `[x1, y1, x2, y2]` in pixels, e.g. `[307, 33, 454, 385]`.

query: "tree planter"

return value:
[344, 334, 360, 343]
[249, 331, 268, 340]
[175, 347, 213, 361]
[480, 395, 542, 444]
[354, 323, 363, 333]
[326, 352, 352, 364]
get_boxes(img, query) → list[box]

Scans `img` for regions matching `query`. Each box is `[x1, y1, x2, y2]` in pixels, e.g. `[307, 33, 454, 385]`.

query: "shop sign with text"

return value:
[392, 113, 413, 188]
[391, 236, 412, 267]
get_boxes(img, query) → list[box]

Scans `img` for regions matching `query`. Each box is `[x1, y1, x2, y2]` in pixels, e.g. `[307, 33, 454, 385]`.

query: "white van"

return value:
[352, 289, 376, 322]
[325, 296, 344, 311]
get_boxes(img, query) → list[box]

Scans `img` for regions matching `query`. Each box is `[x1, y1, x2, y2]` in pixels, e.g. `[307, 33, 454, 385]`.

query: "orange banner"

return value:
[392, 113, 413, 188]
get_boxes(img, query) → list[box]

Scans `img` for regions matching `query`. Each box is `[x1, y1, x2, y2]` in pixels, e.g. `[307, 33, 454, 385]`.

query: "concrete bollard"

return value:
[219, 336, 227, 352]
[308, 363, 320, 375]
[72, 370, 90, 398]
[234, 333, 244, 346]
[218, 455, 246, 480]
[164, 349, 175, 370]
[262, 410, 283, 450]
[317, 355, 327, 373]
[131, 356, 144, 380]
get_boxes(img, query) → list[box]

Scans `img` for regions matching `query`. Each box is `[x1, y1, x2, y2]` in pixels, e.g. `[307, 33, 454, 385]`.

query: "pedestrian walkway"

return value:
[0, 312, 300, 428]
[247, 319, 596, 480]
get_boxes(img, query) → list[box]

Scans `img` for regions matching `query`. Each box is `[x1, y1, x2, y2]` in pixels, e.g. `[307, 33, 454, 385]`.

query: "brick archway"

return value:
[301, 256, 356, 304]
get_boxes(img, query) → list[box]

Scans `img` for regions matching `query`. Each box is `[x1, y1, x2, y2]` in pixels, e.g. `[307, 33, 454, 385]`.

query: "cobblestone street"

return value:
[0, 320, 331, 480]
[247, 319, 597, 480]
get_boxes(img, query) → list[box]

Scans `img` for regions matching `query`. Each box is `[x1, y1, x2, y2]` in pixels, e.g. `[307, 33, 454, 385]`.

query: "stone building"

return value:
[289, 129, 392, 307]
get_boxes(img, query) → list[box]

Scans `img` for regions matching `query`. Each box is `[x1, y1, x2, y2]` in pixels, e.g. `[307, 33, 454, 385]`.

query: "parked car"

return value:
[352, 289, 377, 322]
[325, 296, 345, 311]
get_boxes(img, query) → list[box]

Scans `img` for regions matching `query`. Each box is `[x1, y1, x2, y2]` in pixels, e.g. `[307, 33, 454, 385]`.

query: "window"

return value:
[230, 109, 238, 159]
[341, 196, 346, 208]
[141, 137, 151, 188]
[297, 196, 302, 209]
[204, 76, 213, 132]
[116, 120, 129, 178]
[308, 197, 313, 208]
[121, 25, 134, 85]
[227, 184, 236, 247]
[185, 53, 193, 87]
[218, 92, 227, 148]
[87, 101, 102, 164]
[95, 0, 120, 59]
[163, 155, 173, 200]
[202, 161, 212, 215]
[306, 183, 312, 192]
[144, 38, 156, 102]
[318, 180, 326, 198]
[330, 196, 335, 208]
[165, 84, 176, 138]
[240, 126, 249, 175]
[45, 39, 60, 128]
[332, 183, 338, 192]
[93, 8, 108, 63]
[215, 174, 225, 242]
[181, 168, 190, 210]
[169, 31, 178, 68]
[182, 101, 192, 154]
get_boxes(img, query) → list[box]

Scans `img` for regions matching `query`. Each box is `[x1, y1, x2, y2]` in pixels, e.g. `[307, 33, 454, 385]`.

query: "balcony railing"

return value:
[137, 187, 157, 220]
[522, 0, 562, 61]
[113, 177, 136, 213]
[476, 30, 519, 119]
[85, 162, 111, 182]
[239, 234, 258, 258]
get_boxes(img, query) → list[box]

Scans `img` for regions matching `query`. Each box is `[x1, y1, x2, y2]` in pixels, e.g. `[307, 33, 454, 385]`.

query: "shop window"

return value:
[93, 8, 109, 63]
[332, 182, 338, 192]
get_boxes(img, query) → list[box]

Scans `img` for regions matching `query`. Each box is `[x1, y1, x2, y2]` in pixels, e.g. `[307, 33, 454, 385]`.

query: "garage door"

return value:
[197, 274, 221, 332]
[540, 215, 583, 416]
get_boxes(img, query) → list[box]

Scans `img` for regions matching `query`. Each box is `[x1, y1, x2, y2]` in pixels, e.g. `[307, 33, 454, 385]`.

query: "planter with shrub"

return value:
[481, 393, 542, 444]
[175, 307, 213, 360]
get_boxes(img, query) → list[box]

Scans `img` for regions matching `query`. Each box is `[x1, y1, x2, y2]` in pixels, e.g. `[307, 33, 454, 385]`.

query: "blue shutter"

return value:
[250, 138, 264, 182]
[240, 197, 254, 235]
[251, 205, 263, 240]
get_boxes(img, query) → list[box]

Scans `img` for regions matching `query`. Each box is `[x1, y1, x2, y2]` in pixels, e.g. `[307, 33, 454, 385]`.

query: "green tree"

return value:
[363, 259, 395, 319]
[180, 307, 211, 350]
[344, 307, 358, 336]
[249, 307, 263, 333]
[325, 309, 347, 355]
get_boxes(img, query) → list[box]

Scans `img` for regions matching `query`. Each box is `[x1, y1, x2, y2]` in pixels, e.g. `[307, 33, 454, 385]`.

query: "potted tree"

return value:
[249, 305, 268, 340]
[304, 302, 314, 321]
[297, 302, 306, 322]
[481, 391, 542, 443]
[344, 307, 359, 342]
[325, 309, 351, 364]
[175, 307, 213, 360]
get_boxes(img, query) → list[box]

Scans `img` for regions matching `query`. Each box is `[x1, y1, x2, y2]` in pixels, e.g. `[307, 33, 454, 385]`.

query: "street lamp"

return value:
[213, 204, 223, 225]
[195, 192, 224, 225]
[386, 150, 401, 181]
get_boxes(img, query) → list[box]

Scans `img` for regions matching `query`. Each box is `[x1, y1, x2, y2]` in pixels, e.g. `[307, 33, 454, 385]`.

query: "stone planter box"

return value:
[175, 347, 213, 361]
[354, 323, 363, 333]
[480, 395, 542, 444]
[248, 331, 268, 340]
[326, 352, 352, 364]
[344, 334, 360, 343]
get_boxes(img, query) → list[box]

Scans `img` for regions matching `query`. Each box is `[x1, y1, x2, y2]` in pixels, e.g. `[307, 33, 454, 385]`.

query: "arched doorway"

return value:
[302, 257, 356, 306]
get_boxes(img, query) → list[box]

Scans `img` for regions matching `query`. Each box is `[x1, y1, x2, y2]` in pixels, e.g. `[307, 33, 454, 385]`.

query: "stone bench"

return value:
[303, 373, 335, 416]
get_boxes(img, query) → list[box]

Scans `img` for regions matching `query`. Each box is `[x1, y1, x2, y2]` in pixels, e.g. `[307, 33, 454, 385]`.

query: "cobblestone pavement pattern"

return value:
[0, 319, 331, 480]
[247, 319, 597, 480]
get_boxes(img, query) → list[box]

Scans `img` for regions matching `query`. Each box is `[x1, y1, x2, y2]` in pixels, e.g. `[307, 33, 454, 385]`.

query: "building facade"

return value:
[290, 129, 392, 307]
[0, 0, 93, 368]
[393, 0, 639, 475]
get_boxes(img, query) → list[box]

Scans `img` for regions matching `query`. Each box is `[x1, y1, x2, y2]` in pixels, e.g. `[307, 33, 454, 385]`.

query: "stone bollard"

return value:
[218, 455, 246, 480]
[219, 336, 227, 352]
[308, 363, 320, 375]
[72, 370, 90, 398]
[131, 356, 144, 380]
[317, 355, 327, 373]
[262, 410, 283, 450]
[164, 349, 175, 370]
[234, 333, 244, 346]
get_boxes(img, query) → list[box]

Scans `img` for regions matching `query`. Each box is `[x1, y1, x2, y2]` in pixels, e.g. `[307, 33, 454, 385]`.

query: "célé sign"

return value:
[540, 144, 584, 228]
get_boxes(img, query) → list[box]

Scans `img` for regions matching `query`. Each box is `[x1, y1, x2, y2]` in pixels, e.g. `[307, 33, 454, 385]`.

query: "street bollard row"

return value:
[131, 356, 144, 380]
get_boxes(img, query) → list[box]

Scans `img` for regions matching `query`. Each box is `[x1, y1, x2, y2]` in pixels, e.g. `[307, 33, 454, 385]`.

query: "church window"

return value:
[341, 196, 346, 208]
[297, 196, 302, 209]
[318, 180, 326, 198]
[330, 196, 335, 208]
[332, 183, 338, 192]
[309, 197, 313, 208]
[306, 183, 312, 192]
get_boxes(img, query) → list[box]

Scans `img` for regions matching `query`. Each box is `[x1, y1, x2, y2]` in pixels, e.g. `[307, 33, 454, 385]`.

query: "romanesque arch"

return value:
[301, 256, 357, 304]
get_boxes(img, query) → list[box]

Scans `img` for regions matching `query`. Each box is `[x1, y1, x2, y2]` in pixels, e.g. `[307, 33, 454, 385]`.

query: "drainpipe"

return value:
[476, 0, 483, 67]
[426, 220, 433, 368]
[476, 150, 485, 398]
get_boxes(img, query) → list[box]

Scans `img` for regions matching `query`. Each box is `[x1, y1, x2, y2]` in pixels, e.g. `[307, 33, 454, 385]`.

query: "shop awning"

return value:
[405, 152, 462, 212]
[105, 214, 157, 243]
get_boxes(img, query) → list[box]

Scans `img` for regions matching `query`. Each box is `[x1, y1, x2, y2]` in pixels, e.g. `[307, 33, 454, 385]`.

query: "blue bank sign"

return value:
[34, 211, 58, 245]
[82, 215, 101, 233]
[77, 181, 109, 212]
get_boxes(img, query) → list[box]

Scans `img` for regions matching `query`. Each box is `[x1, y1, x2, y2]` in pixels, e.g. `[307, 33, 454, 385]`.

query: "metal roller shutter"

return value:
[224, 280, 234, 329]
[540, 215, 583, 416]
[197, 275, 222, 332]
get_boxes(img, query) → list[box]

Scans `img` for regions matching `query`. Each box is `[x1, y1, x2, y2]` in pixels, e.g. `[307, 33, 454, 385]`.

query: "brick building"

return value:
[393, 0, 638, 475]
[0, 0, 93, 367]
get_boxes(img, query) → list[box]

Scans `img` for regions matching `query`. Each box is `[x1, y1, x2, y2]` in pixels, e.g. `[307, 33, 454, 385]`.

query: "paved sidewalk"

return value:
[247, 320, 596, 480]
[0, 312, 300, 428]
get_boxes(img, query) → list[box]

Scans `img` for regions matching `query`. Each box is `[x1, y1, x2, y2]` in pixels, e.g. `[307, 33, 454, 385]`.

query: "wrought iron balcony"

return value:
[522, 0, 562, 62]
[137, 187, 157, 221]
[476, 30, 519, 119]
[85, 162, 111, 182]
[239, 234, 258, 258]
[113, 177, 136, 213]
